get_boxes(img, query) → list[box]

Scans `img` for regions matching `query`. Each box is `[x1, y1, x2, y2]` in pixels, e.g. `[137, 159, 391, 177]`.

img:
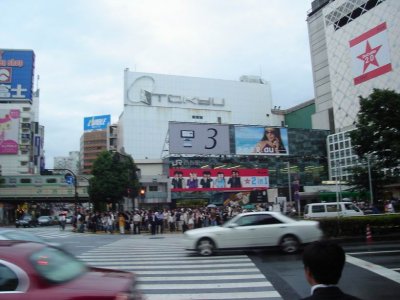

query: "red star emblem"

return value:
[357, 40, 382, 73]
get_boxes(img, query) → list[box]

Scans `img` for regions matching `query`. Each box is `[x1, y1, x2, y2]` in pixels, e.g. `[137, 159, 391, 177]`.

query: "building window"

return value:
[149, 186, 158, 192]
[20, 178, 31, 184]
[192, 115, 203, 119]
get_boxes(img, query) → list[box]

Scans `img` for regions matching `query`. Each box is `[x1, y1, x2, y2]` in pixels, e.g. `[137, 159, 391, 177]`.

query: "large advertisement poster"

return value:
[0, 109, 20, 154]
[0, 50, 35, 101]
[350, 22, 392, 85]
[169, 122, 231, 155]
[234, 126, 289, 155]
[169, 168, 269, 192]
[83, 115, 111, 132]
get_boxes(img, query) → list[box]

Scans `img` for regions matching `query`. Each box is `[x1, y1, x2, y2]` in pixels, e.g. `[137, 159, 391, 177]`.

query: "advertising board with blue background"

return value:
[83, 115, 111, 132]
[0, 50, 35, 101]
[234, 126, 289, 155]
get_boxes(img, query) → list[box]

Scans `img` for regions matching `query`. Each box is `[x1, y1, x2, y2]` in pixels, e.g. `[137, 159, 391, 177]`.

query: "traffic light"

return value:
[140, 187, 146, 199]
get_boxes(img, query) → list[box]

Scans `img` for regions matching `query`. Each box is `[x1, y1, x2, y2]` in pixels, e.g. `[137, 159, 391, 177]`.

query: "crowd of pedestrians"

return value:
[70, 205, 266, 235]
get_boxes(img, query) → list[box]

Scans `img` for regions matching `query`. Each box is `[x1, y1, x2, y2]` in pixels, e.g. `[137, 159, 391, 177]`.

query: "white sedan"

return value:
[183, 211, 322, 256]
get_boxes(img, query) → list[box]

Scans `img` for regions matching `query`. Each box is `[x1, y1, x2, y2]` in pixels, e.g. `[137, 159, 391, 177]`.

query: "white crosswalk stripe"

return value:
[77, 236, 283, 300]
[19, 227, 86, 239]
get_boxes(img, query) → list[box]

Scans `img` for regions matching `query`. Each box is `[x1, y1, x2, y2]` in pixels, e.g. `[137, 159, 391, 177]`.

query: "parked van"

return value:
[304, 202, 364, 219]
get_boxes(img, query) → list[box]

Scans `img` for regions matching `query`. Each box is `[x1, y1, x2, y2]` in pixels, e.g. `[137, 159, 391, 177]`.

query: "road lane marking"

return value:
[137, 274, 266, 280]
[139, 281, 272, 289]
[142, 291, 281, 300]
[347, 250, 400, 255]
[346, 254, 400, 284]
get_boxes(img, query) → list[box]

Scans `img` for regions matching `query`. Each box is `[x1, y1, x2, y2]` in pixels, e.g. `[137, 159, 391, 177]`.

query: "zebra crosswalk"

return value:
[77, 236, 283, 300]
[20, 226, 86, 239]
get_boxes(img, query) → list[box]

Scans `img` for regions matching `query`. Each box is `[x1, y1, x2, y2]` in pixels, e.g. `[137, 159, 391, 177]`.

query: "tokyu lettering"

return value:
[143, 92, 225, 107]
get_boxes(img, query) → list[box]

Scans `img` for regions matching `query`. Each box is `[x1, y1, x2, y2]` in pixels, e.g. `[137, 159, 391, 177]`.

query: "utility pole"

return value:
[367, 156, 374, 206]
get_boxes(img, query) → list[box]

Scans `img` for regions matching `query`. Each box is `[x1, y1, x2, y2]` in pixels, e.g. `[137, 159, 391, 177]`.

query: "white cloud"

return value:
[2, 0, 314, 167]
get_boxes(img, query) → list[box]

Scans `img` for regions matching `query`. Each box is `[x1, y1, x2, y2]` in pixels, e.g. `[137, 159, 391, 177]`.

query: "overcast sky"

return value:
[3, 0, 315, 167]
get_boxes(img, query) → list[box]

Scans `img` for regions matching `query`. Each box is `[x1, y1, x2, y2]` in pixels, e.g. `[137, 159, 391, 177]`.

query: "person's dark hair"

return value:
[302, 241, 345, 285]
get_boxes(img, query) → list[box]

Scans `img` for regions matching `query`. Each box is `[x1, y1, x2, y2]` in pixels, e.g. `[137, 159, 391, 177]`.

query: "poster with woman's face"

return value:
[234, 126, 289, 155]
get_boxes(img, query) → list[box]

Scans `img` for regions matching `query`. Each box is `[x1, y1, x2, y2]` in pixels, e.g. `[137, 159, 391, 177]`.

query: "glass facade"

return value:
[168, 128, 330, 198]
[327, 129, 359, 181]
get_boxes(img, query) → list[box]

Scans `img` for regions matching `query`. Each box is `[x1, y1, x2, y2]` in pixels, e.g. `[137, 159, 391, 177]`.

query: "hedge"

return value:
[315, 214, 400, 238]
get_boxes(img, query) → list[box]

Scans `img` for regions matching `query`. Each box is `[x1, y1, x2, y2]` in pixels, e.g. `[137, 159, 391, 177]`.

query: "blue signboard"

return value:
[83, 115, 111, 132]
[0, 50, 35, 101]
[234, 126, 289, 156]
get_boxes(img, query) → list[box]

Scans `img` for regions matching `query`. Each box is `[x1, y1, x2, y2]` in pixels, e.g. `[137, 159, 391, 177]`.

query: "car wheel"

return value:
[197, 238, 215, 256]
[280, 235, 300, 254]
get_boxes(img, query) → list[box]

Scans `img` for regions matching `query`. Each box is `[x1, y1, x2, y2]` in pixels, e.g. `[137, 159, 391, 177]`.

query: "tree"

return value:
[346, 164, 392, 202]
[350, 88, 400, 168]
[89, 151, 140, 211]
[349, 88, 400, 202]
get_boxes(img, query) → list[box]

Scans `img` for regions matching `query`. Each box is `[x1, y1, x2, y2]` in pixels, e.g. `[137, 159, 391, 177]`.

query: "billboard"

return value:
[0, 109, 20, 154]
[234, 126, 289, 155]
[0, 50, 35, 101]
[169, 122, 230, 155]
[350, 22, 392, 86]
[169, 168, 269, 192]
[83, 115, 111, 132]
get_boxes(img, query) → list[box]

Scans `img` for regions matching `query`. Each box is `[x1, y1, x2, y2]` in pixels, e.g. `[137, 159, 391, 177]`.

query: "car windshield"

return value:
[222, 214, 242, 227]
[30, 246, 87, 283]
[223, 213, 295, 227]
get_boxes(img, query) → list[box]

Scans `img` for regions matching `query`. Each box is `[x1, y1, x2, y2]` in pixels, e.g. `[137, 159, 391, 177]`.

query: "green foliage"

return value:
[350, 88, 400, 168]
[318, 214, 400, 238]
[89, 151, 140, 211]
[348, 89, 400, 201]
[346, 164, 394, 201]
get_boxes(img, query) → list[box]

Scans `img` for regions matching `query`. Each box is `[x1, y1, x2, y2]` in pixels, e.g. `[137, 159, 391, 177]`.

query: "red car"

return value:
[0, 240, 142, 300]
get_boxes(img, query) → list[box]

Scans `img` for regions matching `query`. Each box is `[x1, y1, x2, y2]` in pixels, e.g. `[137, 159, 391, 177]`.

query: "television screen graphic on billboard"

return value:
[0, 109, 20, 154]
[0, 50, 34, 101]
[234, 126, 289, 155]
[169, 122, 231, 155]
[83, 115, 111, 132]
[169, 168, 268, 192]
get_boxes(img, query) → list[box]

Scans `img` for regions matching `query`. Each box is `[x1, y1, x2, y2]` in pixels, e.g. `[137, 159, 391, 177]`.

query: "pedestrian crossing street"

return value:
[77, 237, 283, 300]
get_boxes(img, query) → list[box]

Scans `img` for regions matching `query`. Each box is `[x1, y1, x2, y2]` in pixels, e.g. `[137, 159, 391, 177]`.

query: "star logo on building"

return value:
[357, 40, 382, 73]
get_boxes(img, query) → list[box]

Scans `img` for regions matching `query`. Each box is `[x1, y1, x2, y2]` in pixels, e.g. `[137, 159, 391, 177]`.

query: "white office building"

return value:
[119, 70, 280, 160]
[307, 0, 400, 179]
[116, 70, 282, 206]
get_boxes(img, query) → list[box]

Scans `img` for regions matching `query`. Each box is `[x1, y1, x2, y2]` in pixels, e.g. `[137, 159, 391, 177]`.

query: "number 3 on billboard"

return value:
[205, 128, 217, 149]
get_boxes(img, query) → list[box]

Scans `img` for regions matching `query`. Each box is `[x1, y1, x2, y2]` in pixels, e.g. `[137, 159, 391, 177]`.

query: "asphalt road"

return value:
[247, 240, 400, 300]
[21, 226, 400, 300]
